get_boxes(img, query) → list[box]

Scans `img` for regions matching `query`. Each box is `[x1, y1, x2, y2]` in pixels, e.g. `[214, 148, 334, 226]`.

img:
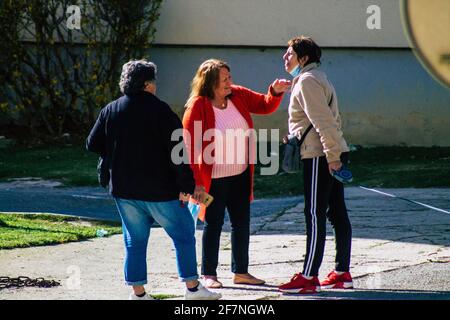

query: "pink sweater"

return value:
[212, 100, 250, 179]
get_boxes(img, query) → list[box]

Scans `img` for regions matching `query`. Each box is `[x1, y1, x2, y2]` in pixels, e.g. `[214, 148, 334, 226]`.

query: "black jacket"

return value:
[86, 91, 195, 201]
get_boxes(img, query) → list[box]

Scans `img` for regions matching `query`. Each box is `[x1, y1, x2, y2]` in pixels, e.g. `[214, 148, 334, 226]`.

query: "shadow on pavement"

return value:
[1, 185, 449, 247]
[284, 288, 450, 300]
[216, 284, 450, 300]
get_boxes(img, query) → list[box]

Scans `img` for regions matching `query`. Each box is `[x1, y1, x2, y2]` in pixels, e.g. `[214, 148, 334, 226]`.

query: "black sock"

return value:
[136, 291, 146, 297]
[187, 283, 199, 292]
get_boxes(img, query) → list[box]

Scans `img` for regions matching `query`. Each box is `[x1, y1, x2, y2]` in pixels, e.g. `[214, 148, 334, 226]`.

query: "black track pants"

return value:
[301, 156, 352, 277]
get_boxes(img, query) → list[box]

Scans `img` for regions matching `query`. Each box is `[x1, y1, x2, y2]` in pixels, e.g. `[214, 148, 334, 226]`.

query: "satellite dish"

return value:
[401, 0, 450, 89]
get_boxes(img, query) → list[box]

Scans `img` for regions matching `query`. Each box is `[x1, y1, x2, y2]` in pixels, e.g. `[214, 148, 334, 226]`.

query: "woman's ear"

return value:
[145, 82, 156, 94]
[299, 55, 309, 67]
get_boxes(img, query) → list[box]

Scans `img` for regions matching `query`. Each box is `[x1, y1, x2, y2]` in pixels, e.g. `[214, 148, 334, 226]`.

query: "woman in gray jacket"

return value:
[278, 36, 354, 294]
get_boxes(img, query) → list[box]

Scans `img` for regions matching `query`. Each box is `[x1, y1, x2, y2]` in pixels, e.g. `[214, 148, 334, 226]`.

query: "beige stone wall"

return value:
[149, 2, 450, 146]
[155, 0, 409, 47]
[171, 107, 450, 147]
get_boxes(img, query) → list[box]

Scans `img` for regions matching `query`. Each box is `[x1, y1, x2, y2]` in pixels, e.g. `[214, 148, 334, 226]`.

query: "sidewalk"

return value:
[0, 187, 449, 300]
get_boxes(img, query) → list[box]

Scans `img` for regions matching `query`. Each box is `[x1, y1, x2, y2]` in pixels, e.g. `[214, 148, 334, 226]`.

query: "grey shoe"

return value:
[185, 282, 222, 300]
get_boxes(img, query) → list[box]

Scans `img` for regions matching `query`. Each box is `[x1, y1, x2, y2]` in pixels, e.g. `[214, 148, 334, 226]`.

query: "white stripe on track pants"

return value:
[301, 155, 352, 277]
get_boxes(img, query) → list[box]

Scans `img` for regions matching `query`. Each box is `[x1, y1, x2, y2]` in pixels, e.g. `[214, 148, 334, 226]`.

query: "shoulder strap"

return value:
[296, 92, 334, 147]
[297, 124, 313, 146]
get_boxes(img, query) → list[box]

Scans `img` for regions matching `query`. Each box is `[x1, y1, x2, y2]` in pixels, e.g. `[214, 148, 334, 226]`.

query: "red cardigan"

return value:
[182, 85, 284, 221]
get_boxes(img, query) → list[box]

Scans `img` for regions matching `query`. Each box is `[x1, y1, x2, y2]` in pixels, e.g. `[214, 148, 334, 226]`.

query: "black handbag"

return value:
[281, 124, 313, 173]
[97, 155, 110, 188]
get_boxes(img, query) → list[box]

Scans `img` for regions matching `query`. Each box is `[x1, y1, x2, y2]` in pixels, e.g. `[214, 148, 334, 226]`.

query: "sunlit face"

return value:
[213, 67, 233, 99]
[283, 46, 299, 73]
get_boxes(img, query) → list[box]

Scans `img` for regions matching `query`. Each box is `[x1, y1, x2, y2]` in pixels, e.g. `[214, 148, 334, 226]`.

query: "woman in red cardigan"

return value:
[183, 59, 290, 288]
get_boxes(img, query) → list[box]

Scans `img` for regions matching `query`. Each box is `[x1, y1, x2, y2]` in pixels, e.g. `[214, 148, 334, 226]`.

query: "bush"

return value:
[0, 0, 163, 140]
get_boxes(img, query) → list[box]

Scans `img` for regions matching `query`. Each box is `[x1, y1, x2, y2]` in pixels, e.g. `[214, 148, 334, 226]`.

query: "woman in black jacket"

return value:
[87, 60, 221, 300]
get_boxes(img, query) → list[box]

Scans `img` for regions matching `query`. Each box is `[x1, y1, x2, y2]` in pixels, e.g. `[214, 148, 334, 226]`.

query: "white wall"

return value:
[150, 46, 450, 146]
[154, 0, 409, 47]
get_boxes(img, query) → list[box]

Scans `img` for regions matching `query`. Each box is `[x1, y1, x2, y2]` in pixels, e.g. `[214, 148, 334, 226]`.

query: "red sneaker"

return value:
[278, 273, 321, 294]
[320, 271, 353, 289]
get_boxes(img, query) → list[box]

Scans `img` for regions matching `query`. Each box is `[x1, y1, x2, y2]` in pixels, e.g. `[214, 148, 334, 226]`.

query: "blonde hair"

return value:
[185, 59, 230, 108]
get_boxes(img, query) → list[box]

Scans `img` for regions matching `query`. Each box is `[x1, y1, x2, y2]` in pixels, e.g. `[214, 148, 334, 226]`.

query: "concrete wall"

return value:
[150, 46, 450, 146]
[154, 0, 409, 47]
[148, 0, 450, 146]
[6, 0, 449, 146]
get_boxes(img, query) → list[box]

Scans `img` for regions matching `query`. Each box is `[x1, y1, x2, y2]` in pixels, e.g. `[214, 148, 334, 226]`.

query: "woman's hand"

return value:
[271, 79, 292, 95]
[192, 185, 206, 204]
[179, 192, 190, 202]
[328, 160, 342, 175]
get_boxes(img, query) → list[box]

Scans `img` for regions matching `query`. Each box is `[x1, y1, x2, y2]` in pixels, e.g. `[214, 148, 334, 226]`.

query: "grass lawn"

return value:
[254, 146, 450, 197]
[0, 213, 122, 250]
[0, 145, 99, 187]
[0, 144, 449, 199]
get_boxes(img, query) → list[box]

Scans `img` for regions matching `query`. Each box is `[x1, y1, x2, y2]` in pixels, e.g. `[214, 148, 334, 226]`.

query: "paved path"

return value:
[0, 182, 300, 222]
[0, 186, 449, 300]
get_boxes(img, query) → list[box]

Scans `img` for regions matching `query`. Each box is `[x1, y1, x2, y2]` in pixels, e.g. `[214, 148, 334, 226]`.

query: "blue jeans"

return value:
[114, 198, 199, 285]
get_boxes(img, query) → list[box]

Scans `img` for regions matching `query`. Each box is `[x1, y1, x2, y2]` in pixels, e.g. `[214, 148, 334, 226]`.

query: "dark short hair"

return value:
[119, 60, 157, 95]
[288, 36, 322, 65]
